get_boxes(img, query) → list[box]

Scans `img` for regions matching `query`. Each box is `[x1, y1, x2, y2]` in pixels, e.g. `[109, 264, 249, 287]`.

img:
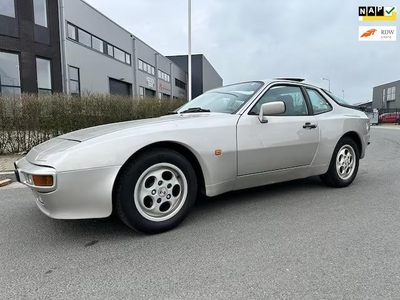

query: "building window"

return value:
[138, 59, 156, 76]
[68, 66, 80, 95]
[33, 0, 48, 28]
[78, 29, 91, 47]
[158, 70, 170, 82]
[107, 44, 113, 57]
[92, 36, 104, 53]
[36, 58, 52, 94]
[125, 53, 131, 65]
[67, 23, 76, 40]
[139, 86, 144, 98]
[114, 48, 125, 62]
[0, 0, 15, 18]
[0, 51, 21, 95]
[175, 78, 186, 90]
[67, 22, 131, 65]
[387, 86, 396, 101]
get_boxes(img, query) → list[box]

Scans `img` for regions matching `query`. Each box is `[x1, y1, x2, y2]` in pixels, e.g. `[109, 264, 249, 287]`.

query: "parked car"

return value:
[379, 112, 400, 124]
[14, 78, 371, 234]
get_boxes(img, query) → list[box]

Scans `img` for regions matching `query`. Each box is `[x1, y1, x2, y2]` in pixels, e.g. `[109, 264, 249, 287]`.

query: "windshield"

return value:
[322, 89, 354, 107]
[175, 81, 264, 114]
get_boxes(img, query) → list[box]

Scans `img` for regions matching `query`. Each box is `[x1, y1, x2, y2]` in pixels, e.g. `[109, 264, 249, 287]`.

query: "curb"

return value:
[371, 126, 400, 130]
[0, 179, 12, 187]
[0, 172, 16, 183]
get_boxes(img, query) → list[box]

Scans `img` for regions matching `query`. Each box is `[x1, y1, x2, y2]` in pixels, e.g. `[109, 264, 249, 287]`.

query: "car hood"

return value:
[25, 112, 233, 164]
[57, 113, 223, 142]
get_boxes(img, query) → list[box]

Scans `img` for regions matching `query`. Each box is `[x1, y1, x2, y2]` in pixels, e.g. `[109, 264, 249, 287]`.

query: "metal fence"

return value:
[377, 108, 400, 115]
[355, 107, 400, 125]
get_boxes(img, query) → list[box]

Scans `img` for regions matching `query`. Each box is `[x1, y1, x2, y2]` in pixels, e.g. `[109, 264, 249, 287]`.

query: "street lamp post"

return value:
[188, 0, 192, 101]
[322, 77, 330, 91]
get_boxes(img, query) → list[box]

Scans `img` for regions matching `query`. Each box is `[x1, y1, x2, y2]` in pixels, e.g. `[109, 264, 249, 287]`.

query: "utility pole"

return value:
[188, 0, 192, 101]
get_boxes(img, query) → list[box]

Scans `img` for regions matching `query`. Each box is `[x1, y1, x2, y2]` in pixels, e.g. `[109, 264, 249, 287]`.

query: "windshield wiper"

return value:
[180, 107, 211, 114]
[165, 111, 178, 115]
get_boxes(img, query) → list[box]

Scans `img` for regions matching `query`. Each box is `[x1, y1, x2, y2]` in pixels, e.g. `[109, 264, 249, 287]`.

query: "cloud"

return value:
[85, 0, 399, 103]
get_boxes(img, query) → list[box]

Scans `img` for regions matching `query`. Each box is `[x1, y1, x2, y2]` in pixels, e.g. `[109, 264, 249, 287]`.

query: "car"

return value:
[14, 78, 371, 234]
[378, 112, 400, 124]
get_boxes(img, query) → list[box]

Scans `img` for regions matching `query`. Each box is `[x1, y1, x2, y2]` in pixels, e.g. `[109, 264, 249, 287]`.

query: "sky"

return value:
[85, 0, 399, 104]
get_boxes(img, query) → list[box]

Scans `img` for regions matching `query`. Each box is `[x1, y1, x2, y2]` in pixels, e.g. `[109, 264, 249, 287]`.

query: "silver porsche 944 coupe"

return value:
[15, 78, 370, 234]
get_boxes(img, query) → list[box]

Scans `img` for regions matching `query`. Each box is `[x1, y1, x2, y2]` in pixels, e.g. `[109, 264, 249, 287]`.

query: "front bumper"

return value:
[14, 157, 121, 220]
[14, 158, 58, 193]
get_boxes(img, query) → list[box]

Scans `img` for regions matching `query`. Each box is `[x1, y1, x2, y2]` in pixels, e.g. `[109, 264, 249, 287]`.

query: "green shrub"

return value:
[0, 93, 185, 154]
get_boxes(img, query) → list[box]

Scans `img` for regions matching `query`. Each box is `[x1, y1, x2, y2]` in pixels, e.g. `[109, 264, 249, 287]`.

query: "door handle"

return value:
[303, 122, 317, 129]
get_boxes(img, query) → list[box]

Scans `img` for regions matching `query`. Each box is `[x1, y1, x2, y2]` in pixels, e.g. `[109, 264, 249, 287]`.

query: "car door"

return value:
[237, 84, 319, 176]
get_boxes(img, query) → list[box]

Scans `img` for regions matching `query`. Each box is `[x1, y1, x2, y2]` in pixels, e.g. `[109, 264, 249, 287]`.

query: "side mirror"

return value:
[258, 101, 286, 123]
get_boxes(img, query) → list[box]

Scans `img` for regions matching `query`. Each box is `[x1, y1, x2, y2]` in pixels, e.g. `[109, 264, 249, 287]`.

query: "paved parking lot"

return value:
[1, 127, 400, 299]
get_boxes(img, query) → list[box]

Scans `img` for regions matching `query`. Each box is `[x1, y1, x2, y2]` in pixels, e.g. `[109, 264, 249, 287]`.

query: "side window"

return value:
[249, 85, 308, 116]
[306, 88, 332, 114]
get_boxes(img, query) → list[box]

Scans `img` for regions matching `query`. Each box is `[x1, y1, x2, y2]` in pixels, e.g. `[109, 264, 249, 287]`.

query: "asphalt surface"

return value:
[1, 127, 400, 299]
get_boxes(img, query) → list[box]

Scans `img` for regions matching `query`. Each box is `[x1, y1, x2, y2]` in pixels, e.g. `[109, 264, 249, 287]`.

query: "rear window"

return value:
[322, 89, 355, 108]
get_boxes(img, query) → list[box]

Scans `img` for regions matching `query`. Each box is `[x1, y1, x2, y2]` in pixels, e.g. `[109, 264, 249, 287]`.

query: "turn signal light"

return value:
[32, 175, 54, 187]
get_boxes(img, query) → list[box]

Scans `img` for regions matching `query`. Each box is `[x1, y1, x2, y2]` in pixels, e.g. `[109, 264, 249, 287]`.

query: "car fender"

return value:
[45, 115, 239, 194]
[312, 110, 369, 168]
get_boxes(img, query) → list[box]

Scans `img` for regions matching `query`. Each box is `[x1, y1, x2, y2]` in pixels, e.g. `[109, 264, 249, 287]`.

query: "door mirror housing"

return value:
[258, 101, 286, 123]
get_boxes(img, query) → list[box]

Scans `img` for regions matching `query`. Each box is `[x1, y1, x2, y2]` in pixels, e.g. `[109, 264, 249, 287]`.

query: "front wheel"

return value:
[320, 137, 360, 188]
[114, 148, 198, 234]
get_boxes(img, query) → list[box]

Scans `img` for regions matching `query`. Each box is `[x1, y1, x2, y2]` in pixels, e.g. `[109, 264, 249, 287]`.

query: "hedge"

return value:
[0, 93, 186, 154]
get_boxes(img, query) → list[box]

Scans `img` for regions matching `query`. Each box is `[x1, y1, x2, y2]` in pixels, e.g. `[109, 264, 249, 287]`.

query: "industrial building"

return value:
[167, 54, 223, 99]
[0, 0, 223, 100]
[372, 80, 399, 109]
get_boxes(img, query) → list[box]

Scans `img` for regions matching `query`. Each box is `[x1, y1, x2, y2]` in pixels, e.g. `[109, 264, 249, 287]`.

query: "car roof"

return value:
[206, 78, 324, 93]
[261, 78, 323, 90]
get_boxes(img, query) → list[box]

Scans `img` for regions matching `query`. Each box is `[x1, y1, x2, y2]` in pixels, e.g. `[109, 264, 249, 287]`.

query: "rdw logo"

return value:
[381, 30, 395, 35]
[359, 26, 397, 41]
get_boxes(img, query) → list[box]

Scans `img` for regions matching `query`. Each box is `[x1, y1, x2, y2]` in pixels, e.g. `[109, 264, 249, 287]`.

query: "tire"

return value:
[114, 148, 198, 234]
[320, 137, 360, 188]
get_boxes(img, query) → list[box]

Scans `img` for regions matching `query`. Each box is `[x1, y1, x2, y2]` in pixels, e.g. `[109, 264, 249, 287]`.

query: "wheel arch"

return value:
[111, 141, 206, 213]
[340, 131, 362, 156]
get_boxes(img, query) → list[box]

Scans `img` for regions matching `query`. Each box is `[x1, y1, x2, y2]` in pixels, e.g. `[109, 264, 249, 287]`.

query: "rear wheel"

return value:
[114, 148, 198, 234]
[320, 137, 359, 188]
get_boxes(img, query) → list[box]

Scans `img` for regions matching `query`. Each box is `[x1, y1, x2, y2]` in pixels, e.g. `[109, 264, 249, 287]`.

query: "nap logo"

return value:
[359, 26, 396, 41]
[359, 6, 396, 21]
